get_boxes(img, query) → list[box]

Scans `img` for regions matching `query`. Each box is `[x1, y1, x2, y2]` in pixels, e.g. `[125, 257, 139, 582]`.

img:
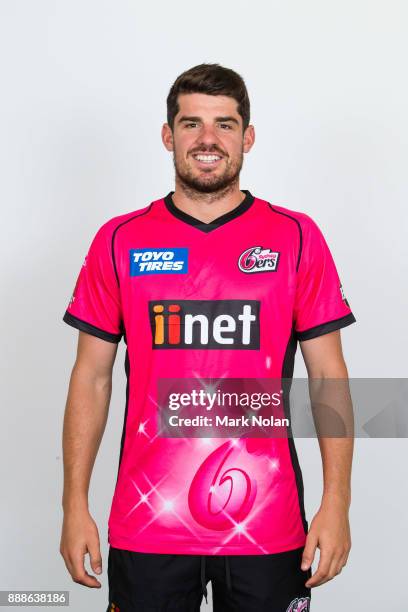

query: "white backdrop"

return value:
[0, 1, 407, 610]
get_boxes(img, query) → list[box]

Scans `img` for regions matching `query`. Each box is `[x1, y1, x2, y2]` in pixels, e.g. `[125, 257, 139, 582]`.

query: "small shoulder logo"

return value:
[286, 597, 310, 612]
[339, 282, 350, 308]
[110, 603, 120, 611]
[238, 246, 280, 273]
[130, 248, 188, 276]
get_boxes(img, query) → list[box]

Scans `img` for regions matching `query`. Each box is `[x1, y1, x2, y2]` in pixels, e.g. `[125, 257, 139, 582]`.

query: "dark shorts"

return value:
[106, 545, 312, 611]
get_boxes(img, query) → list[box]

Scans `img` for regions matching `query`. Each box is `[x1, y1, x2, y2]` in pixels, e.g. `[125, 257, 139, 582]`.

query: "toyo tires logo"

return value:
[130, 248, 188, 276]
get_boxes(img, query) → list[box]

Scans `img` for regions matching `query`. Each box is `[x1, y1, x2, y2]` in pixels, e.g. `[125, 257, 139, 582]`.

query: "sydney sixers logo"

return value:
[188, 439, 257, 530]
[286, 597, 310, 611]
[238, 246, 280, 273]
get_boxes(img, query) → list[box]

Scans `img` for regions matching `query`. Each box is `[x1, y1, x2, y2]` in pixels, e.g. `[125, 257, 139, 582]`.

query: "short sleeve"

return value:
[63, 222, 123, 343]
[293, 215, 356, 341]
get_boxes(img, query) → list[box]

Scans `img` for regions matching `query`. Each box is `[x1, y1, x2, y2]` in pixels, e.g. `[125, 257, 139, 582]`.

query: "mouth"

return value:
[191, 153, 224, 166]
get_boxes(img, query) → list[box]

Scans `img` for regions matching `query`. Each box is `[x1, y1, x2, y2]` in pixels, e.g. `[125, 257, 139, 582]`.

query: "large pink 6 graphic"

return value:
[188, 440, 257, 530]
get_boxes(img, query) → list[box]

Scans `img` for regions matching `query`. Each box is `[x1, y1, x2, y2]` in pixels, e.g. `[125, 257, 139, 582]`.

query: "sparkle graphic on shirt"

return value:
[267, 458, 280, 472]
[212, 468, 282, 554]
[126, 380, 281, 553]
[215, 514, 260, 549]
[122, 368, 283, 555]
[123, 372, 284, 554]
[144, 392, 196, 448]
[122, 435, 275, 553]
[124, 473, 167, 519]
[137, 421, 149, 436]
[135, 471, 202, 539]
[200, 438, 216, 447]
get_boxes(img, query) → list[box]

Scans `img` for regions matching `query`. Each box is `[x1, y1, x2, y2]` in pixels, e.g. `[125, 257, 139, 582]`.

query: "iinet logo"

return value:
[149, 300, 260, 349]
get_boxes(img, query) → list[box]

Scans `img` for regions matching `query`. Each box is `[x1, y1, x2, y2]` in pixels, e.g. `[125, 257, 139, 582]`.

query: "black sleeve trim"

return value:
[295, 312, 356, 342]
[63, 311, 122, 343]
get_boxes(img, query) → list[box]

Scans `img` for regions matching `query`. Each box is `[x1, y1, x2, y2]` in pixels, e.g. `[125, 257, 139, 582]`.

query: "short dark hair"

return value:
[166, 63, 250, 131]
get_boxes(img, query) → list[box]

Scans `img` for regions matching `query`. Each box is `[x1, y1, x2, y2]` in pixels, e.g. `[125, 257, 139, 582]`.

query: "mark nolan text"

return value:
[167, 415, 290, 428]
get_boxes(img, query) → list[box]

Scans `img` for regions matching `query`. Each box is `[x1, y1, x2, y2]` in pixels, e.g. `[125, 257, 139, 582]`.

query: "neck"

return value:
[172, 178, 245, 224]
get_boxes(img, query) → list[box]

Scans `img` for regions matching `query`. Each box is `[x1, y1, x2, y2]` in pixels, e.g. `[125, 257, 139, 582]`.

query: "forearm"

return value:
[307, 360, 354, 509]
[62, 362, 112, 512]
[318, 436, 353, 509]
[310, 378, 354, 508]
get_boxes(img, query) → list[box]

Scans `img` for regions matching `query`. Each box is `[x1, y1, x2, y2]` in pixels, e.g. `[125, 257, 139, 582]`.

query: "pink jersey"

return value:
[63, 190, 356, 555]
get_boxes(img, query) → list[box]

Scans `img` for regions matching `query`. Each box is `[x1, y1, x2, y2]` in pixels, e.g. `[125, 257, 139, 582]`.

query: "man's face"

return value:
[162, 93, 255, 194]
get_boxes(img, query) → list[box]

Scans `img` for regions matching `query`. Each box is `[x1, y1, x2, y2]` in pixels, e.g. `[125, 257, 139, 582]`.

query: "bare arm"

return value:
[60, 331, 118, 588]
[298, 330, 353, 588]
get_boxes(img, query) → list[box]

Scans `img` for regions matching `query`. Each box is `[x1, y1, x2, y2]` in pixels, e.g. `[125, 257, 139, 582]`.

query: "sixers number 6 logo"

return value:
[238, 245, 280, 273]
[188, 439, 257, 530]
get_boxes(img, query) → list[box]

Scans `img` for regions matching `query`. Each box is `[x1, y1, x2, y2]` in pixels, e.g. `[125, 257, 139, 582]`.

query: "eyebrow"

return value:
[178, 115, 240, 125]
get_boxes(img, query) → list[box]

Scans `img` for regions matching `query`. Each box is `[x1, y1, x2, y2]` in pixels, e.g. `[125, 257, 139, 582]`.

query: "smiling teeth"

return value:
[194, 155, 221, 163]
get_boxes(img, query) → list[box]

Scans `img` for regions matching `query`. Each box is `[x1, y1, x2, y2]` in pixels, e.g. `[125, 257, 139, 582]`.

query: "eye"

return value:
[185, 122, 198, 128]
[219, 123, 232, 130]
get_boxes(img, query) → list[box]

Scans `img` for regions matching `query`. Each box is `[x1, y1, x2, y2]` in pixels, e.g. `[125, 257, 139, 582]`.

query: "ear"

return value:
[243, 124, 255, 153]
[161, 123, 174, 152]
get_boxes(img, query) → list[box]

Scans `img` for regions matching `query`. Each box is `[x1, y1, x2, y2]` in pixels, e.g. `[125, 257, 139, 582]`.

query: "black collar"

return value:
[164, 190, 255, 233]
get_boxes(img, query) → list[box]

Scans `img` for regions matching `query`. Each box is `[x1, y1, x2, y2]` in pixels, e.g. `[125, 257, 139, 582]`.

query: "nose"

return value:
[196, 123, 220, 148]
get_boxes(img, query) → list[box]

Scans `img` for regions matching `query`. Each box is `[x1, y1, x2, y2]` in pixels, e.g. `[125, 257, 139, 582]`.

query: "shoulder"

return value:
[100, 202, 156, 236]
[256, 197, 325, 240]
[90, 201, 157, 245]
[259, 199, 317, 230]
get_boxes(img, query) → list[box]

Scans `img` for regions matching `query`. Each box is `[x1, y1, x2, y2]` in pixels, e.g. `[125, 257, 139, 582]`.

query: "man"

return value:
[60, 64, 356, 612]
